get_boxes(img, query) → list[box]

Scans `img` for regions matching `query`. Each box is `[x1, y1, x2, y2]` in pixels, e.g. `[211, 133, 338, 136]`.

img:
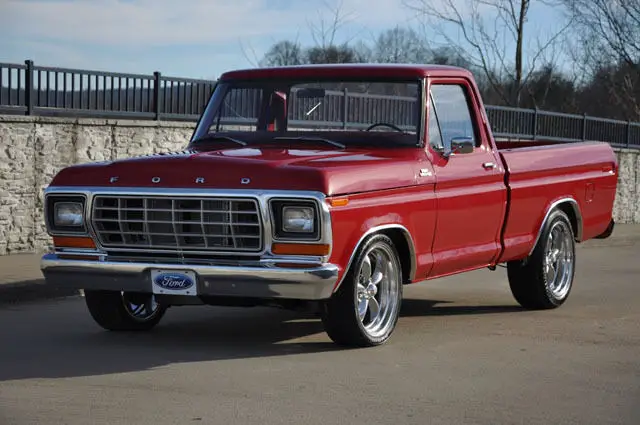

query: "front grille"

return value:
[91, 195, 262, 253]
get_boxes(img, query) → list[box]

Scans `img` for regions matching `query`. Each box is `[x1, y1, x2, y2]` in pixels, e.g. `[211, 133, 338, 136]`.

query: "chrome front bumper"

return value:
[40, 253, 340, 300]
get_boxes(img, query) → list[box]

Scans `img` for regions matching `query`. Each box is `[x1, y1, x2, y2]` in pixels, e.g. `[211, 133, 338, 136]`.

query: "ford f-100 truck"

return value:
[40, 64, 618, 346]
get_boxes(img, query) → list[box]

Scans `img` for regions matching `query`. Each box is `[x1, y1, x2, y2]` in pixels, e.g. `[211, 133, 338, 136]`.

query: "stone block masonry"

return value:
[0, 115, 194, 255]
[0, 115, 639, 256]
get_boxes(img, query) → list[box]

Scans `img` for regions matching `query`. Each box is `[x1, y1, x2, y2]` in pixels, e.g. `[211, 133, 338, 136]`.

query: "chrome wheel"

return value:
[355, 242, 401, 339]
[321, 234, 403, 346]
[543, 220, 574, 300]
[506, 208, 576, 310]
[121, 292, 162, 321]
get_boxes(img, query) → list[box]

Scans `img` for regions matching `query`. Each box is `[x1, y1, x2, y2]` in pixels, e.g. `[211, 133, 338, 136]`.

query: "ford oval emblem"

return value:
[153, 273, 195, 291]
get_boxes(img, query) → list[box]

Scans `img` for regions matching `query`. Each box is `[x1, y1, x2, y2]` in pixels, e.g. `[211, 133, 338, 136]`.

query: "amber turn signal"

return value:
[53, 236, 97, 249]
[328, 197, 349, 207]
[272, 243, 331, 256]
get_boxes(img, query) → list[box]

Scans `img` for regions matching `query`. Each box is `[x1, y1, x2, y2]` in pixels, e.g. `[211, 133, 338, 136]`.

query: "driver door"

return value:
[426, 79, 507, 277]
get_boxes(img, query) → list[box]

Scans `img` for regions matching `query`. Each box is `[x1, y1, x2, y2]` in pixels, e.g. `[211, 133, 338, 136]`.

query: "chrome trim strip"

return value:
[333, 224, 417, 293]
[418, 77, 427, 147]
[40, 253, 339, 300]
[528, 197, 583, 256]
[43, 186, 333, 261]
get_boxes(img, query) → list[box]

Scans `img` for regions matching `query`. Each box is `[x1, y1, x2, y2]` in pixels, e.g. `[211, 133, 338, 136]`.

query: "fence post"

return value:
[626, 120, 631, 148]
[342, 88, 348, 129]
[153, 71, 161, 120]
[24, 60, 34, 115]
[533, 107, 538, 139]
[582, 113, 587, 141]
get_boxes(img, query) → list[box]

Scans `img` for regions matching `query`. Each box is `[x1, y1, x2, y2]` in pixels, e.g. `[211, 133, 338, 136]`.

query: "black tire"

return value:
[84, 290, 167, 331]
[507, 209, 576, 309]
[321, 234, 403, 347]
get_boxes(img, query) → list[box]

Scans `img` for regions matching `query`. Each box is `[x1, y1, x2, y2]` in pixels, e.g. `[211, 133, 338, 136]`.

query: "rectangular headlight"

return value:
[54, 202, 84, 227]
[270, 199, 320, 241]
[45, 195, 87, 234]
[283, 206, 315, 233]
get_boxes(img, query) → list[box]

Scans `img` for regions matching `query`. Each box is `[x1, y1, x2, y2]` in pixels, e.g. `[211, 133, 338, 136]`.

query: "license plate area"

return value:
[150, 269, 198, 296]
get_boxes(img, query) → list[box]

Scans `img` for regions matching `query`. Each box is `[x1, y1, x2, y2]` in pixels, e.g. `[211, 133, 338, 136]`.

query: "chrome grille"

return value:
[91, 195, 262, 252]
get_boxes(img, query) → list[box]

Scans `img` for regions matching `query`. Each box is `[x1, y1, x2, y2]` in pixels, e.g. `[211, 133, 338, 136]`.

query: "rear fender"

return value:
[529, 197, 583, 256]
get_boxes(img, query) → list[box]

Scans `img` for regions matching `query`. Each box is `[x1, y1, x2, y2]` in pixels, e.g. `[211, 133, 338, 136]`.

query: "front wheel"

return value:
[84, 290, 167, 331]
[321, 234, 403, 347]
[507, 209, 576, 309]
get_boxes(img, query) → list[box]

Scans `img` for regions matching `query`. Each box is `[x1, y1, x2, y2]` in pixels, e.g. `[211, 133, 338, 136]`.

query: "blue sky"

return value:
[0, 0, 569, 80]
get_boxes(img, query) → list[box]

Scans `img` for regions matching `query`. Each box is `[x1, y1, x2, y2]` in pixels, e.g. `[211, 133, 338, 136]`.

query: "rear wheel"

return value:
[507, 209, 576, 309]
[84, 290, 167, 331]
[321, 234, 403, 347]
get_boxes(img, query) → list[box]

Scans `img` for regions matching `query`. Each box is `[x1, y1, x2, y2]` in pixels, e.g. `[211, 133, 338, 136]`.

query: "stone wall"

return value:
[613, 148, 640, 224]
[0, 115, 194, 255]
[0, 115, 639, 255]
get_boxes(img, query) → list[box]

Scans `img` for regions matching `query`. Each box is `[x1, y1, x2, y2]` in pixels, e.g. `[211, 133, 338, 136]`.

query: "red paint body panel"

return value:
[219, 63, 473, 81]
[496, 141, 618, 262]
[426, 148, 507, 276]
[50, 147, 423, 196]
[46, 64, 620, 292]
[327, 184, 437, 285]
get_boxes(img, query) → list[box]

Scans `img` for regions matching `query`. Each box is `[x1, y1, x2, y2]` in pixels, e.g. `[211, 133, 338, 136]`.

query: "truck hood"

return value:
[49, 146, 429, 196]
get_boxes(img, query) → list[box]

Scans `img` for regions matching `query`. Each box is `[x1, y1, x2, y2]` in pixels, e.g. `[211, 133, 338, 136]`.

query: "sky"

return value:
[0, 0, 569, 81]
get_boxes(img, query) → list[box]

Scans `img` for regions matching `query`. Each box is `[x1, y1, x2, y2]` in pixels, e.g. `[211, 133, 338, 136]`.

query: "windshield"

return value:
[191, 78, 423, 147]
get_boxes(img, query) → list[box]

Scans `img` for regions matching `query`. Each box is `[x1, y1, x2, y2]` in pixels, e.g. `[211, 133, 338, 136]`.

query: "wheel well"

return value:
[556, 202, 581, 241]
[379, 228, 414, 284]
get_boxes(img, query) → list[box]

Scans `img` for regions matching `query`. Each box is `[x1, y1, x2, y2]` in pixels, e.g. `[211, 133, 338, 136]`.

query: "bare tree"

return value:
[564, 0, 639, 68]
[259, 40, 305, 67]
[402, 0, 573, 106]
[562, 0, 640, 119]
[371, 26, 432, 63]
[307, 0, 358, 49]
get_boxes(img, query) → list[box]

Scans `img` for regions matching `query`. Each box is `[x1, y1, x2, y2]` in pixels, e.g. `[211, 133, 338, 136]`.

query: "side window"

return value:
[427, 95, 444, 150]
[430, 84, 477, 150]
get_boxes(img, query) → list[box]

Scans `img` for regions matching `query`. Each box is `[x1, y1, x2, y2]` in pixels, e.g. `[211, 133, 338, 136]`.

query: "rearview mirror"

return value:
[296, 88, 326, 99]
[445, 137, 474, 157]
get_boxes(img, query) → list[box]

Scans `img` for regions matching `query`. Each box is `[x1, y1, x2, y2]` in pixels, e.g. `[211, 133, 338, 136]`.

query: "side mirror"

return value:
[444, 137, 474, 158]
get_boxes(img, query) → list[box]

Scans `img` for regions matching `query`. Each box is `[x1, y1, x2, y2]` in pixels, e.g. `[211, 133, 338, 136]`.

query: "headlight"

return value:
[45, 195, 87, 234]
[54, 202, 84, 227]
[283, 206, 314, 233]
[270, 200, 320, 241]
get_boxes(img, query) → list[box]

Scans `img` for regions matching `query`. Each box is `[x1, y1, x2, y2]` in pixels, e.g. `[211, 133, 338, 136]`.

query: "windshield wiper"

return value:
[273, 136, 346, 149]
[191, 134, 247, 146]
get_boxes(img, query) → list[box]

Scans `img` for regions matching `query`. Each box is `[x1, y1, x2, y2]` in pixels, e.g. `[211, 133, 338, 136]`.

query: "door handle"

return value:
[482, 162, 496, 170]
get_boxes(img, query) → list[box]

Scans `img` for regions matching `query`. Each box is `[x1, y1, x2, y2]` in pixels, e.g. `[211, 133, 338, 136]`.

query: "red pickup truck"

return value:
[40, 64, 618, 347]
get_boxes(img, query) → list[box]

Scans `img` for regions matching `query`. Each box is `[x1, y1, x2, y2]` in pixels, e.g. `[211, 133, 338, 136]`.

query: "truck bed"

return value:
[495, 139, 618, 263]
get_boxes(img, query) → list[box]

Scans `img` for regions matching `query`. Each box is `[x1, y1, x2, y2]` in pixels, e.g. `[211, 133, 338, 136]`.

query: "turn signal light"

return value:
[272, 243, 330, 256]
[328, 197, 349, 207]
[53, 236, 97, 249]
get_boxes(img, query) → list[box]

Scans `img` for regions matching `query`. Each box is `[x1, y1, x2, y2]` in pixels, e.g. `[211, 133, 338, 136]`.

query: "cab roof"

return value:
[219, 63, 473, 80]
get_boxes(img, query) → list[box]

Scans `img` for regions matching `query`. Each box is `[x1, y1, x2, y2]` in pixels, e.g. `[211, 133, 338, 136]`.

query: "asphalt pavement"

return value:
[0, 227, 639, 425]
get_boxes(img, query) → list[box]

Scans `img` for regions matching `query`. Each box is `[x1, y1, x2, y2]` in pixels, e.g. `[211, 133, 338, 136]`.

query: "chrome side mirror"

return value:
[444, 137, 475, 158]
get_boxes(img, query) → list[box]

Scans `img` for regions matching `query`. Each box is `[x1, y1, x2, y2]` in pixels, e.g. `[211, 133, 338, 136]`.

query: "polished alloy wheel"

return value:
[543, 220, 574, 300]
[355, 242, 401, 339]
[506, 208, 576, 310]
[121, 292, 162, 321]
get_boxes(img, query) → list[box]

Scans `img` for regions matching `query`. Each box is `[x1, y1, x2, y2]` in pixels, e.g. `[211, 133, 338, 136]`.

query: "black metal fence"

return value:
[0, 60, 216, 121]
[2, 60, 639, 148]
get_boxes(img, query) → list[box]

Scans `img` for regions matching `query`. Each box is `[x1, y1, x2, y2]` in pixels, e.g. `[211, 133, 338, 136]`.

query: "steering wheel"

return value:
[365, 122, 404, 132]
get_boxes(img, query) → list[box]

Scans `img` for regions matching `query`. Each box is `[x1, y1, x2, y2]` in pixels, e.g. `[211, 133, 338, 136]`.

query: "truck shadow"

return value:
[400, 298, 523, 317]
[0, 296, 523, 382]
